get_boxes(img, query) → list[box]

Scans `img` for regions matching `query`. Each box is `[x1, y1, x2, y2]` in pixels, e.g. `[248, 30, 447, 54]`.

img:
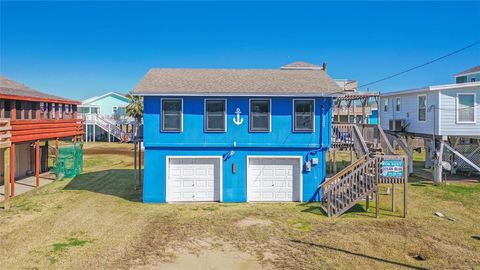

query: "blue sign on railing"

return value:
[381, 160, 404, 177]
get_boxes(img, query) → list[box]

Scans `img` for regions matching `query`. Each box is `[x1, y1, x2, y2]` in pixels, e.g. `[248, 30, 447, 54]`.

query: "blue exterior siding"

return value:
[143, 96, 333, 203]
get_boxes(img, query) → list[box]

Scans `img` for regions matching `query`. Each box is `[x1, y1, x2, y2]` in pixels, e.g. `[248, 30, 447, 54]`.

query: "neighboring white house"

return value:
[455, 65, 480, 84]
[380, 66, 480, 182]
[79, 92, 135, 142]
[380, 82, 479, 137]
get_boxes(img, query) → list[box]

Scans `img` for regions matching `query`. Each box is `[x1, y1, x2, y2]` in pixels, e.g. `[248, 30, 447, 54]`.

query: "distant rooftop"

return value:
[454, 65, 480, 77]
[280, 61, 322, 70]
[0, 76, 79, 104]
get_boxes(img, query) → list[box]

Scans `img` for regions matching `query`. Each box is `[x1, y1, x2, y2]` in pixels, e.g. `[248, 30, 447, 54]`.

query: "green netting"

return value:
[54, 142, 84, 180]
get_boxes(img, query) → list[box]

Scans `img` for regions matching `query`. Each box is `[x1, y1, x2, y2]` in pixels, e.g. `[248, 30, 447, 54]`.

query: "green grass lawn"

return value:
[1, 143, 479, 269]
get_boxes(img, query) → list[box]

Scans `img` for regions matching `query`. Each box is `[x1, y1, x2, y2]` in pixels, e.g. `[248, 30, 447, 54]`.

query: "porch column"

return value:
[10, 143, 15, 196]
[55, 138, 59, 160]
[55, 103, 60, 119]
[3, 147, 10, 209]
[375, 96, 380, 126]
[35, 102, 41, 119]
[424, 138, 433, 169]
[0, 100, 4, 118]
[35, 140, 40, 188]
[346, 100, 351, 123]
[11, 101, 16, 120]
[433, 138, 445, 184]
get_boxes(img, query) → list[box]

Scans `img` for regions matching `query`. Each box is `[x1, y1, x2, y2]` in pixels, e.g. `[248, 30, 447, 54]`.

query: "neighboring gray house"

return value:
[380, 67, 480, 182]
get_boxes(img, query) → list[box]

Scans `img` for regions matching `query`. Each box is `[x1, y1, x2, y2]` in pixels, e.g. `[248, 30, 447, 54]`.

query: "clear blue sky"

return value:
[1, 1, 479, 100]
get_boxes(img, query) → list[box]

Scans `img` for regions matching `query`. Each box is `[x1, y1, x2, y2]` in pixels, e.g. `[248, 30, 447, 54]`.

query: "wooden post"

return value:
[366, 193, 370, 211]
[108, 124, 111, 143]
[347, 101, 351, 123]
[11, 101, 16, 120]
[332, 149, 337, 174]
[3, 148, 10, 209]
[19, 101, 24, 120]
[375, 156, 380, 218]
[134, 141, 137, 189]
[362, 98, 366, 124]
[391, 183, 395, 212]
[353, 101, 356, 124]
[55, 103, 60, 119]
[35, 102, 41, 119]
[10, 143, 15, 196]
[0, 100, 4, 118]
[35, 140, 40, 188]
[433, 138, 445, 184]
[93, 124, 96, 143]
[404, 156, 408, 218]
[376, 96, 380, 125]
[139, 141, 142, 186]
[55, 138, 59, 160]
[337, 102, 341, 122]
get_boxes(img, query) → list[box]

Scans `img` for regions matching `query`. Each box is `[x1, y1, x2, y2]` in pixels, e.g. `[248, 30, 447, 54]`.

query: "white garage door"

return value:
[167, 157, 221, 202]
[247, 157, 301, 202]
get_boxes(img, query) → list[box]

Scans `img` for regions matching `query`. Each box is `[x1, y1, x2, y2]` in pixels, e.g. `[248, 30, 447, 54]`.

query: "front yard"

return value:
[0, 143, 479, 269]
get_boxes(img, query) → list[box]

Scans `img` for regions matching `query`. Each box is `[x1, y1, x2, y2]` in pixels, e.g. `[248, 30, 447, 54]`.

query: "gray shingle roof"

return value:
[133, 68, 342, 96]
[455, 65, 480, 77]
[0, 76, 77, 103]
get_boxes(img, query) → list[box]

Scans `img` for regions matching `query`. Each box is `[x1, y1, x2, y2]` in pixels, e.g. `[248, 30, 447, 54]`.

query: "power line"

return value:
[359, 40, 480, 89]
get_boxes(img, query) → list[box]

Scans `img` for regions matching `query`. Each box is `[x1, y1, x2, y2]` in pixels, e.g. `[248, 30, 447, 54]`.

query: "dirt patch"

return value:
[131, 238, 264, 270]
[236, 217, 273, 227]
[135, 250, 261, 270]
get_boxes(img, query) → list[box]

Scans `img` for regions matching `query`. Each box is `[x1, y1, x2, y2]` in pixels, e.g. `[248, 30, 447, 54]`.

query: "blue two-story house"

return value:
[132, 62, 343, 203]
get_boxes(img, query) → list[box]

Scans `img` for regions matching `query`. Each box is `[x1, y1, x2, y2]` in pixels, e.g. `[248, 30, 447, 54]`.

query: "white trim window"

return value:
[250, 99, 271, 132]
[161, 98, 183, 132]
[418, 95, 427, 122]
[457, 93, 475, 123]
[293, 99, 315, 132]
[383, 98, 388, 112]
[395, 97, 401, 112]
[205, 99, 226, 132]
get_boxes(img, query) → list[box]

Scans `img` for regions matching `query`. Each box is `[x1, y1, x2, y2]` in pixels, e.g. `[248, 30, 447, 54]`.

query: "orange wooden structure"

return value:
[1, 76, 84, 199]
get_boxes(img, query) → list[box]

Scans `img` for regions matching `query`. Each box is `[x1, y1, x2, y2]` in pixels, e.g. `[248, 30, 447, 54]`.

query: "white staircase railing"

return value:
[84, 114, 133, 141]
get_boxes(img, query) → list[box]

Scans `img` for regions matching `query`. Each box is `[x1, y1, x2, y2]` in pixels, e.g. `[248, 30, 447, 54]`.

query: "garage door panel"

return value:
[168, 158, 221, 202]
[248, 157, 300, 202]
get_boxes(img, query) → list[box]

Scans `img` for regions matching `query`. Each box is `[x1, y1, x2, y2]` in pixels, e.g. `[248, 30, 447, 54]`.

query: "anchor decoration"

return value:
[233, 108, 244, 125]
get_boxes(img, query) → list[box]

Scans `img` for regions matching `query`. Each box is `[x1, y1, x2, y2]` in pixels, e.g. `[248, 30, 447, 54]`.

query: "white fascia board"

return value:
[132, 91, 342, 97]
[82, 91, 127, 104]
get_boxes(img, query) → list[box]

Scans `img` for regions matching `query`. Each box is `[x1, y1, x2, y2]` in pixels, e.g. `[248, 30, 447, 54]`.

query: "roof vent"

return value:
[280, 61, 322, 70]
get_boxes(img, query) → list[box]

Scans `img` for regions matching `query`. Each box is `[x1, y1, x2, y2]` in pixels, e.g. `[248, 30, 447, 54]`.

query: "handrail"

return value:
[320, 155, 369, 189]
[321, 156, 378, 217]
[352, 124, 369, 156]
[88, 114, 133, 141]
[377, 125, 395, 155]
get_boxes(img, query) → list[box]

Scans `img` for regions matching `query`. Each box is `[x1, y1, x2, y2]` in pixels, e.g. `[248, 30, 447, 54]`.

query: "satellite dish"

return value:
[442, 161, 452, 171]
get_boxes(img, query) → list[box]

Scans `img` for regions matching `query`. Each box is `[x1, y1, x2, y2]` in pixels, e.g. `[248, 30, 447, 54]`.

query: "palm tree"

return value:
[126, 93, 143, 137]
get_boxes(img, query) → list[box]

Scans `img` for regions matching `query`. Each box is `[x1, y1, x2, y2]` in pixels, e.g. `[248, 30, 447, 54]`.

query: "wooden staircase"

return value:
[321, 123, 406, 217]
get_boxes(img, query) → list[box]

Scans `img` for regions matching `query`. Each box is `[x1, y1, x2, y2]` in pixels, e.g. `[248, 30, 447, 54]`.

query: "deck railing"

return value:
[10, 119, 83, 143]
[0, 119, 11, 148]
